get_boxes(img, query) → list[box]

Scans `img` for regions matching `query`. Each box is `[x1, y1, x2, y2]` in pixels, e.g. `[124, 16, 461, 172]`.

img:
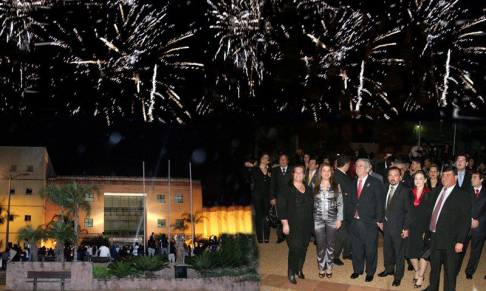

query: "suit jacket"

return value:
[334, 168, 351, 216]
[375, 159, 392, 179]
[346, 175, 385, 227]
[369, 171, 384, 183]
[383, 183, 412, 237]
[430, 185, 471, 250]
[401, 172, 414, 189]
[468, 187, 486, 237]
[270, 166, 293, 201]
[459, 171, 472, 189]
[305, 169, 318, 191]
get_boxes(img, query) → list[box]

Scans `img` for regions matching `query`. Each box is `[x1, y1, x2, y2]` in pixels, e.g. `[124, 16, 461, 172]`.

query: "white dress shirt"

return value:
[385, 185, 397, 208]
[431, 185, 456, 232]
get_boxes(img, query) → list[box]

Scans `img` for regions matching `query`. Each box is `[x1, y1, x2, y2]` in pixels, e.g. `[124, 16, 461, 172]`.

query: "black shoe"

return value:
[365, 275, 374, 282]
[378, 271, 394, 277]
[333, 258, 344, 266]
[350, 273, 360, 279]
[414, 276, 425, 289]
[392, 279, 401, 287]
[408, 265, 415, 271]
[296, 271, 305, 279]
[466, 274, 473, 280]
[264, 240, 269, 243]
[258, 240, 263, 243]
[319, 272, 325, 278]
[288, 270, 297, 284]
[276, 238, 285, 244]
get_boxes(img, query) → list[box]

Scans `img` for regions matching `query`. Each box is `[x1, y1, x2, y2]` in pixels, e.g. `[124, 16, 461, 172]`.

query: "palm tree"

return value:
[46, 220, 76, 262]
[63, 182, 99, 261]
[171, 220, 189, 235]
[17, 225, 48, 261]
[180, 212, 206, 239]
[40, 183, 70, 261]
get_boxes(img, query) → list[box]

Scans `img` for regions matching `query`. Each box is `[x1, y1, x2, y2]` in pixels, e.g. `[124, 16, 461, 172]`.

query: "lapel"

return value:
[388, 183, 401, 206]
[441, 185, 458, 210]
[358, 176, 370, 199]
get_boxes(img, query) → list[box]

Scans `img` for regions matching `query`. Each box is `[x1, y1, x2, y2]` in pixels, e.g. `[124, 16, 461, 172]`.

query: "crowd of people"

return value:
[246, 143, 486, 291]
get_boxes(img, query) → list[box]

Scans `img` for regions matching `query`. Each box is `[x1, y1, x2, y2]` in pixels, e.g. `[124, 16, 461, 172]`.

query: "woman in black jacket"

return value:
[278, 165, 314, 284]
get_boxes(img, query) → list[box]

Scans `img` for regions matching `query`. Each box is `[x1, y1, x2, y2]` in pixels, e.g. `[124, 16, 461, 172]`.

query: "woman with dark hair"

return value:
[426, 164, 442, 191]
[313, 163, 343, 278]
[278, 165, 314, 284]
[407, 170, 434, 288]
[245, 153, 272, 243]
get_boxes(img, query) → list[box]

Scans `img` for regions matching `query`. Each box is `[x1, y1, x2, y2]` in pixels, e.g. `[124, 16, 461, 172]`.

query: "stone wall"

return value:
[92, 278, 259, 290]
[7, 262, 93, 290]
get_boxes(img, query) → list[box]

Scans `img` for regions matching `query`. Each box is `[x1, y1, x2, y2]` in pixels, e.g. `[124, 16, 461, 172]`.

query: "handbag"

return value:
[266, 204, 280, 229]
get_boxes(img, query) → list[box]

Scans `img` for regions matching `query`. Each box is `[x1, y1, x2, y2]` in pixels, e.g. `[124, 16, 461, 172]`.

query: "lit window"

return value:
[25, 215, 31, 222]
[174, 194, 183, 203]
[85, 193, 94, 202]
[26, 188, 33, 195]
[157, 195, 166, 203]
[8, 215, 14, 221]
[157, 219, 166, 228]
[84, 218, 93, 227]
[27, 165, 34, 172]
[10, 188, 15, 195]
[175, 219, 184, 227]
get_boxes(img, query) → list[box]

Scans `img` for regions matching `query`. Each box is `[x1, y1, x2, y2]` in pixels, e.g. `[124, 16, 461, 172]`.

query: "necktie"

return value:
[385, 186, 395, 220]
[430, 187, 447, 232]
[282, 168, 286, 175]
[355, 179, 363, 218]
[476, 189, 480, 199]
[459, 173, 464, 187]
[308, 171, 313, 186]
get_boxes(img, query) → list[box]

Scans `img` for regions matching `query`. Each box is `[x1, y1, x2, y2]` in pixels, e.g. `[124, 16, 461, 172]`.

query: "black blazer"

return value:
[430, 185, 471, 250]
[468, 187, 486, 237]
[334, 169, 351, 215]
[346, 175, 385, 227]
[305, 169, 318, 191]
[250, 167, 271, 199]
[459, 171, 472, 189]
[277, 184, 314, 227]
[383, 183, 412, 237]
[270, 166, 293, 200]
[426, 179, 443, 192]
[401, 172, 414, 189]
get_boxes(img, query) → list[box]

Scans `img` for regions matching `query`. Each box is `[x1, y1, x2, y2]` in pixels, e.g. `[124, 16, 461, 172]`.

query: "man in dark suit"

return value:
[305, 157, 318, 191]
[393, 160, 414, 189]
[270, 154, 293, 243]
[457, 172, 486, 279]
[333, 154, 352, 265]
[455, 154, 472, 189]
[377, 167, 412, 287]
[423, 166, 471, 291]
[374, 151, 393, 178]
[347, 158, 385, 282]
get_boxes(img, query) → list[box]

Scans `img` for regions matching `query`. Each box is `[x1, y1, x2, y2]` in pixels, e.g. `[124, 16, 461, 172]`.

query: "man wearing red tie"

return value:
[346, 158, 385, 282]
[423, 166, 471, 291]
[456, 172, 486, 279]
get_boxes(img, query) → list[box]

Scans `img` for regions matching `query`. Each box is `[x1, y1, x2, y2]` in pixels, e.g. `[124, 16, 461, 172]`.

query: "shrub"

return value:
[186, 251, 218, 277]
[107, 261, 139, 278]
[132, 255, 169, 277]
[93, 265, 110, 279]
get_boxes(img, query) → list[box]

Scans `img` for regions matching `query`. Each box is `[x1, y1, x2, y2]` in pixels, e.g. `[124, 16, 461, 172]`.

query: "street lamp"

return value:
[1, 173, 29, 248]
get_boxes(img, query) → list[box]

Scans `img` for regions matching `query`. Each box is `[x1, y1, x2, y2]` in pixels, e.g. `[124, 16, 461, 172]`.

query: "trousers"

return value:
[315, 218, 337, 270]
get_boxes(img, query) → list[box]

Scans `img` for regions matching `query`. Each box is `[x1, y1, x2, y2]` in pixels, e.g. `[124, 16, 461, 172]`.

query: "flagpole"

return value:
[189, 162, 194, 256]
[168, 160, 171, 255]
[143, 161, 147, 253]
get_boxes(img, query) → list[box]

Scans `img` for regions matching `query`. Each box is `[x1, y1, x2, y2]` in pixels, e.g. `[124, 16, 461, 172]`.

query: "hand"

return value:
[244, 162, 253, 168]
[283, 224, 290, 235]
[270, 199, 277, 205]
[336, 221, 342, 229]
[377, 222, 383, 231]
[401, 230, 409, 239]
[471, 219, 479, 229]
[455, 243, 464, 253]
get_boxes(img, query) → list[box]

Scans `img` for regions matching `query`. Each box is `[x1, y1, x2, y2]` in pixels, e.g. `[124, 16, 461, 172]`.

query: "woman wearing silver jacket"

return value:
[314, 162, 343, 278]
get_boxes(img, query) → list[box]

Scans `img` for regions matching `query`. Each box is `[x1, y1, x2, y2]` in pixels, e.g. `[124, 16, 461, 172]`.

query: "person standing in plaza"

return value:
[314, 163, 343, 278]
[377, 167, 411, 287]
[305, 157, 318, 191]
[333, 154, 352, 265]
[423, 166, 471, 291]
[271, 154, 293, 243]
[456, 154, 472, 189]
[456, 172, 486, 279]
[245, 153, 273, 243]
[347, 158, 385, 282]
[278, 165, 314, 284]
[407, 170, 434, 289]
[426, 164, 442, 192]
[148, 233, 156, 257]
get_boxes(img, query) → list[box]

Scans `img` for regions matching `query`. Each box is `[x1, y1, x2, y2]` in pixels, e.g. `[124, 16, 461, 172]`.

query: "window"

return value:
[157, 219, 166, 228]
[175, 219, 184, 226]
[27, 165, 34, 172]
[10, 188, 15, 195]
[8, 215, 14, 221]
[84, 218, 93, 227]
[174, 194, 183, 203]
[157, 195, 166, 203]
[85, 193, 94, 202]
[10, 165, 17, 172]
[25, 215, 31, 222]
[26, 188, 33, 195]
